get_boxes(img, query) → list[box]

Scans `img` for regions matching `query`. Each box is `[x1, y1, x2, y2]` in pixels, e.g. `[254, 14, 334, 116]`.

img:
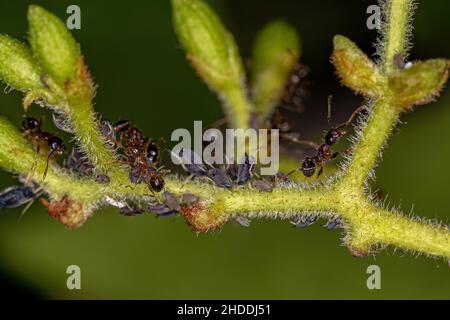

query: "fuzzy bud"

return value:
[28, 5, 80, 85]
[388, 59, 449, 110]
[332, 35, 384, 97]
[171, 0, 245, 92]
[0, 34, 42, 91]
[251, 20, 301, 117]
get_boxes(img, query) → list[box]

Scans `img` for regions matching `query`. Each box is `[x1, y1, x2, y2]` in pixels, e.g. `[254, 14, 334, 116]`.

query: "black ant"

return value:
[113, 120, 165, 193]
[22, 117, 66, 180]
[290, 96, 364, 178]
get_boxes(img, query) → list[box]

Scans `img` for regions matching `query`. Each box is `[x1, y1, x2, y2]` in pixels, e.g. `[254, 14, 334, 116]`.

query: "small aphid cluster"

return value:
[174, 148, 276, 192]
[104, 191, 199, 218]
[290, 215, 344, 231]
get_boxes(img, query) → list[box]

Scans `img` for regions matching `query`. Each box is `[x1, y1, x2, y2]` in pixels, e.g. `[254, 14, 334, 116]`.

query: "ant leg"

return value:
[317, 166, 324, 177]
[286, 169, 298, 177]
[335, 105, 366, 130]
[43, 149, 56, 180]
[331, 152, 339, 160]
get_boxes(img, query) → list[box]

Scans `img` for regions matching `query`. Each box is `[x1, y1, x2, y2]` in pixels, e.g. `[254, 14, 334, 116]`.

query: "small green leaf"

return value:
[28, 5, 80, 85]
[251, 20, 300, 119]
[171, 0, 244, 91]
[332, 35, 384, 97]
[389, 59, 449, 109]
[0, 34, 42, 91]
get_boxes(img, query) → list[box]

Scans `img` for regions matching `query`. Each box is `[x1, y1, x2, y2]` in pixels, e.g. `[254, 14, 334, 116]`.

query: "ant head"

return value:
[301, 157, 316, 177]
[325, 128, 347, 146]
[47, 136, 66, 154]
[22, 117, 40, 131]
[149, 175, 165, 192]
[128, 127, 144, 143]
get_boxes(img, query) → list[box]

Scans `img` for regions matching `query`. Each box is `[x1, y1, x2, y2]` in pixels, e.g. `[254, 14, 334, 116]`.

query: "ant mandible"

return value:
[22, 117, 66, 180]
[290, 96, 364, 178]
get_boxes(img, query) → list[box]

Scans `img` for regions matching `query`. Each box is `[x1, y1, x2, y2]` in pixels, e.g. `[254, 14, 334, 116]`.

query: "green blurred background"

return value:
[0, 0, 449, 299]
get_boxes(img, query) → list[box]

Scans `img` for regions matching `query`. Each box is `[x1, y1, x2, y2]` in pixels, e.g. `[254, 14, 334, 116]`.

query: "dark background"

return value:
[0, 0, 449, 299]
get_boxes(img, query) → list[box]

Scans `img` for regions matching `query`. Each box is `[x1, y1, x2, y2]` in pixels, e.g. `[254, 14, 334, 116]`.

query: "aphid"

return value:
[65, 147, 93, 177]
[206, 167, 233, 189]
[99, 120, 117, 147]
[235, 215, 251, 227]
[119, 203, 145, 216]
[236, 153, 255, 185]
[114, 120, 165, 192]
[22, 117, 66, 179]
[272, 172, 293, 185]
[164, 192, 181, 212]
[0, 186, 36, 209]
[251, 180, 273, 192]
[325, 218, 344, 231]
[180, 193, 199, 205]
[147, 203, 178, 217]
[291, 96, 364, 177]
[226, 153, 255, 185]
[173, 148, 207, 177]
[290, 215, 317, 228]
[393, 53, 413, 70]
[52, 112, 73, 133]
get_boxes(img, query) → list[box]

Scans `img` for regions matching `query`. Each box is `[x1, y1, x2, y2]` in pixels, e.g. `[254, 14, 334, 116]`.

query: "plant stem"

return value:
[383, 0, 412, 73]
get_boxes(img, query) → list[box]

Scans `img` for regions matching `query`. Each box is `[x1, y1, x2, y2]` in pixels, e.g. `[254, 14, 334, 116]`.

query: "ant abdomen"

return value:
[301, 157, 316, 177]
[149, 174, 165, 192]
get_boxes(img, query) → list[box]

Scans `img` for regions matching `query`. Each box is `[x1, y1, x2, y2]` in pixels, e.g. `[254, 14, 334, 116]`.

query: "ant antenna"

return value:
[43, 149, 56, 180]
[282, 134, 320, 149]
[327, 95, 335, 127]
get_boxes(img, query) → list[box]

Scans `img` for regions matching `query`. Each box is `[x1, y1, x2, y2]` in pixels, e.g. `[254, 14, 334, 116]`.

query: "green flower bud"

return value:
[171, 0, 244, 91]
[28, 5, 80, 85]
[389, 59, 449, 110]
[0, 34, 42, 91]
[332, 35, 384, 97]
[251, 20, 300, 118]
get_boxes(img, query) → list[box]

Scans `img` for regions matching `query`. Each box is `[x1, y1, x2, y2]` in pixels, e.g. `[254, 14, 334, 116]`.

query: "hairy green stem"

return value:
[340, 99, 399, 190]
[383, 0, 412, 73]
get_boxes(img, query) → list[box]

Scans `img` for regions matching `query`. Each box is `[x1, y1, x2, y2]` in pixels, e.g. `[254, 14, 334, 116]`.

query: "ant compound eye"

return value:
[23, 117, 39, 130]
[47, 136, 63, 151]
[147, 144, 158, 164]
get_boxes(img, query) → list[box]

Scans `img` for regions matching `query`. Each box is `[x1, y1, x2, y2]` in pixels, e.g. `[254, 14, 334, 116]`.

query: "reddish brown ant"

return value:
[22, 117, 66, 180]
[289, 96, 364, 178]
[113, 120, 165, 193]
